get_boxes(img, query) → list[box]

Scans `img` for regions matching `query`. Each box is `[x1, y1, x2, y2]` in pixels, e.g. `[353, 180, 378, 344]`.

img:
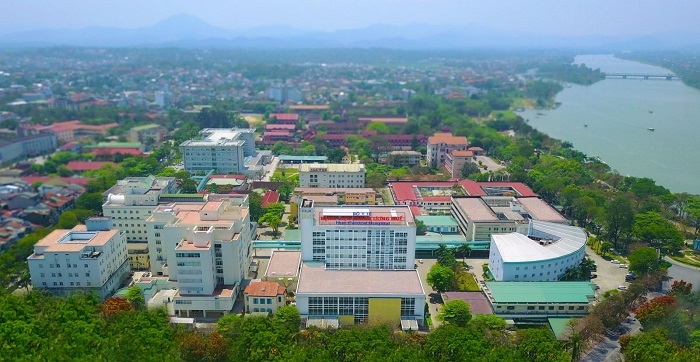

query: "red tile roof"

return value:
[21, 176, 91, 187]
[244, 281, 286, 297]
[271, 113, 299, 121]
[262, 190, 280, 208]
[459, 180, 537, 197]
[390, 182, 457, 203]
[265, 124, 296, 131]
[428, 132, 468, 145]
[451, 150, 473, 157]
[410, 206, 422, 216]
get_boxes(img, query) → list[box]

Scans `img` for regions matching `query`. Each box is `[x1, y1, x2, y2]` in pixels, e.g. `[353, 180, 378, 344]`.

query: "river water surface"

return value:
[521, 54, 700, 194]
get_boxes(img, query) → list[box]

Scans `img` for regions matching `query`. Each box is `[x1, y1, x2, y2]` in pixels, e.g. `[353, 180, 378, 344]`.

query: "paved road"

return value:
[415, 257, 442, 328]
[262, 156, 281, 182]
[664, 256, 700, 292]
[475, 155, 505, 173]
[581, 316, 642, 362]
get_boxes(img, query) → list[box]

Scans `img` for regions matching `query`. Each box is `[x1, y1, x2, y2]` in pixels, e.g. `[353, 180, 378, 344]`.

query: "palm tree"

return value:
[456, 244, 472, 263]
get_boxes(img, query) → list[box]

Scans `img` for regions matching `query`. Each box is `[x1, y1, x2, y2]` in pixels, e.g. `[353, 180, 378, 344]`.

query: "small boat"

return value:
[649, 110, 653, 114]
[648, 128, 655, 131]
[584, 124, 588, 127]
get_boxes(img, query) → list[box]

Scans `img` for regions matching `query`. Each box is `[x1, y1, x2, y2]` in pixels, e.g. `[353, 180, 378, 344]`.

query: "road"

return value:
[262, 156, 281, 182]
[664, 256, 700, 292]
[585, 246, 631, 294]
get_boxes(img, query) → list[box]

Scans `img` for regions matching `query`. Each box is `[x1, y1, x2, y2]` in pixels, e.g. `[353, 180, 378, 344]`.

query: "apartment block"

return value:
[180, 128, 255, 174]
[27, 217, 130, 300]
[426, 133, 468, 168]
[298, 163, 366, 188]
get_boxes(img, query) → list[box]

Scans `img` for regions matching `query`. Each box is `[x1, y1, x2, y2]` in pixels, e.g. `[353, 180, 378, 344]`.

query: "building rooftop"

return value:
[428, 132, 468, 145]
[296, 262, 424, 295]
[518, 197, 567, 223]
[298, 163, 365, 173]
[358, 117, 408, 124]
[279, 155, 328, 162]
[453, 197, 499, 221]
[32, 226, 118, 253]
[180, 128, 252, 147]
[265, 250, 301, 278]
[492, 221, 587, 263]
[460, 180, 537, 197]
[294, 187, 375, 195]
[415, 215, 459, 227]
[484, 281, 596, 304]
[244, 281, 286, 297]
[443, 292, 493, 314]
[390, 182, 457, 203]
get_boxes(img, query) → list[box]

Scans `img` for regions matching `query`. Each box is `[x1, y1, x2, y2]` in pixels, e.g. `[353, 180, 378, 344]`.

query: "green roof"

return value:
[132, 124, 161, 131]
[284, 229, 301, 242]
[278, 155, 328, 161]
[548, 317, 576, 340]
[485, 282, 595, 303]
[415, 215, 458, 226]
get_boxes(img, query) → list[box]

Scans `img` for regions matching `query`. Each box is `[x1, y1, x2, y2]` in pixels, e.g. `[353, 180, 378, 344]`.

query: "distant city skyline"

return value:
[2, 0, 699, 36]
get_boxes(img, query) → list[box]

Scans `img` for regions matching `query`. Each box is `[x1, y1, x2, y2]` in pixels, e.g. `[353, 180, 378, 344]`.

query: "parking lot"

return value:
[585, 246, 632, 295]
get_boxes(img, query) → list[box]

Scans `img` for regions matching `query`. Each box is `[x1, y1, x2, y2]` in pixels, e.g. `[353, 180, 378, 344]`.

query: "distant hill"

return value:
[1, 14, 699, 50]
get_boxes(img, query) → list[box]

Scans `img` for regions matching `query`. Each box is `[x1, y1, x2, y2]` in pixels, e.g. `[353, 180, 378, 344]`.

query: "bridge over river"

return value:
[604, 72, 681, 80]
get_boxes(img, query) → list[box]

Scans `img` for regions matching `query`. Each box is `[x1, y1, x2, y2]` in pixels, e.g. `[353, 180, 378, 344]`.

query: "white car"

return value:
[618, 285, 628, 291]
[611, 260, 620, 264]
[419, 259, 424, 264]
[619, 264, 628, 269]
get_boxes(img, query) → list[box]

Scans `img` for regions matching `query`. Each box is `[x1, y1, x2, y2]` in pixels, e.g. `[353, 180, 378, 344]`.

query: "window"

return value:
[527, 306, 535, 310]
[267, 299, 272, 305]
[538, 306, 545, 310]
[558, 306, 564, 310]
[506, 306, 514, 310]
[568, 306, 575, 310]
[253, 298, 259, 304]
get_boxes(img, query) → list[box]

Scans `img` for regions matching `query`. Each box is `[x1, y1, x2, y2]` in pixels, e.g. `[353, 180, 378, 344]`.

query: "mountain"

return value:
[1, 14, 699, 50]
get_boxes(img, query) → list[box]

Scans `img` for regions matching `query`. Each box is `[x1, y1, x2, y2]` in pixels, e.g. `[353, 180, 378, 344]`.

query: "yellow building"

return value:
[127, 243, 150, 271]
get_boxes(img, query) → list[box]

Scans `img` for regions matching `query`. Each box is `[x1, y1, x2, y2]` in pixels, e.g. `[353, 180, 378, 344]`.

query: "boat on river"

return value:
[648, 128, 655, 131]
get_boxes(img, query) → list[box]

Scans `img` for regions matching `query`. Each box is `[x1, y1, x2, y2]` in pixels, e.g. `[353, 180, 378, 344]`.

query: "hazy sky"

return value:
[2, 0, 699, 35]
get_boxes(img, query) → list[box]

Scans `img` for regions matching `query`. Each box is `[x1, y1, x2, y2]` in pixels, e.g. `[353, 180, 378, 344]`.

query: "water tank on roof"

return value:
[107, 193, 125, 205]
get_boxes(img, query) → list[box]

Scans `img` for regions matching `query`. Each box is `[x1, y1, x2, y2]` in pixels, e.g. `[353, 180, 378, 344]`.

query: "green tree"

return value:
[76, 192, 105, 212]
[456, 244, 472, 263]
[125, 285, 146, 310]
[180, 178, 197, 194]
[628, 247, 660, 275]
[326, 148, 346, 163]
[600, 241, 614, 257]
[624, 328, 677, 362]
[605, 194, 635, 248]
[427, 264, 454, 293]
[633, 211, 684, 255]
[461, 162, 481, 178]
[366, 122, 389, 134]
[415, 219, 427, 235]
[438, 299, 472, 327]
[277, 183, 294, 202]
[273, 305, 301, 339]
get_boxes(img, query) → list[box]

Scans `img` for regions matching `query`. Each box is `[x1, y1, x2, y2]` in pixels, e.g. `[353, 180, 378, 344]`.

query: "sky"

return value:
[2, 0, 699, 36]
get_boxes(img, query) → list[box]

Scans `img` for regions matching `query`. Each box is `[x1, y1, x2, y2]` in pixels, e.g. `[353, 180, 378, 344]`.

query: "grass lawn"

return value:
[272, 168, 299, 181]
[455, 271, 480, 292]
[243, 115, 263, 127]
[670, 251, 700, 268]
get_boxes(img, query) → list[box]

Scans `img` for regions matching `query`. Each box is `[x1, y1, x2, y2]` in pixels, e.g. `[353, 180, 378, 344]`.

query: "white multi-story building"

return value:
[102, 175, 177, 243]
[298, 163, 366, 188]
[426, 132, 468, 168]
[451, 196, 569, 242]
[27, 217, 130, 300]
[488, 220, 587, 282]
[299, 200, 416, 270]
[180, 128, 256, 174]
[145, 197, 253, 318]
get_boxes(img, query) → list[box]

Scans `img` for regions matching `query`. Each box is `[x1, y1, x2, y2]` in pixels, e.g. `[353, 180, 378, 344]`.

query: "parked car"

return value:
[611, 260, 620, 264]
[625, 274, 636, 282]
[591, 263, 597, 271]
[618, 285, 628, 291]
[590, 273, 598, 279]
[619, 264, 628, 269]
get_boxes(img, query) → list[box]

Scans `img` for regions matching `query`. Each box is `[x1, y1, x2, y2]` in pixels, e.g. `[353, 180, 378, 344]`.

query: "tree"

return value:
[438, 299, 472, 327]
[277, 183, 293, 202]
[259, 213, 282, 238]
[180, 178, 197, 194]
[628, 247, 660, 275]
[460, 162, 481, 179]
[415, 219, 427, 235]
[125, 285, 146, 310]
[264, 202, 286, 217]
[76, 192, 104, 212]
[600, 241, 614, 257]
[273, 305, 301, 339]
[605, 194, 635, 248]
[366, 122, 390, 134]
[427, 264, 454, 293]
[456, 244, 472, 263]
[633, 211, 683, 255]
[327, 148, 346, 163]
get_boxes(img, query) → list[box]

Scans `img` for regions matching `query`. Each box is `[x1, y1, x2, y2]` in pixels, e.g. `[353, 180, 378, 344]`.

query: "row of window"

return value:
[40, 272, 90, 278]
[43, 281, 91, 287]
[499, 305, 585, 311]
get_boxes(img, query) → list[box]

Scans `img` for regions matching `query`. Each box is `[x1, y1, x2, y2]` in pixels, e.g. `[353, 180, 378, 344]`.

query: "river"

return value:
[521, 54, 700, 195]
